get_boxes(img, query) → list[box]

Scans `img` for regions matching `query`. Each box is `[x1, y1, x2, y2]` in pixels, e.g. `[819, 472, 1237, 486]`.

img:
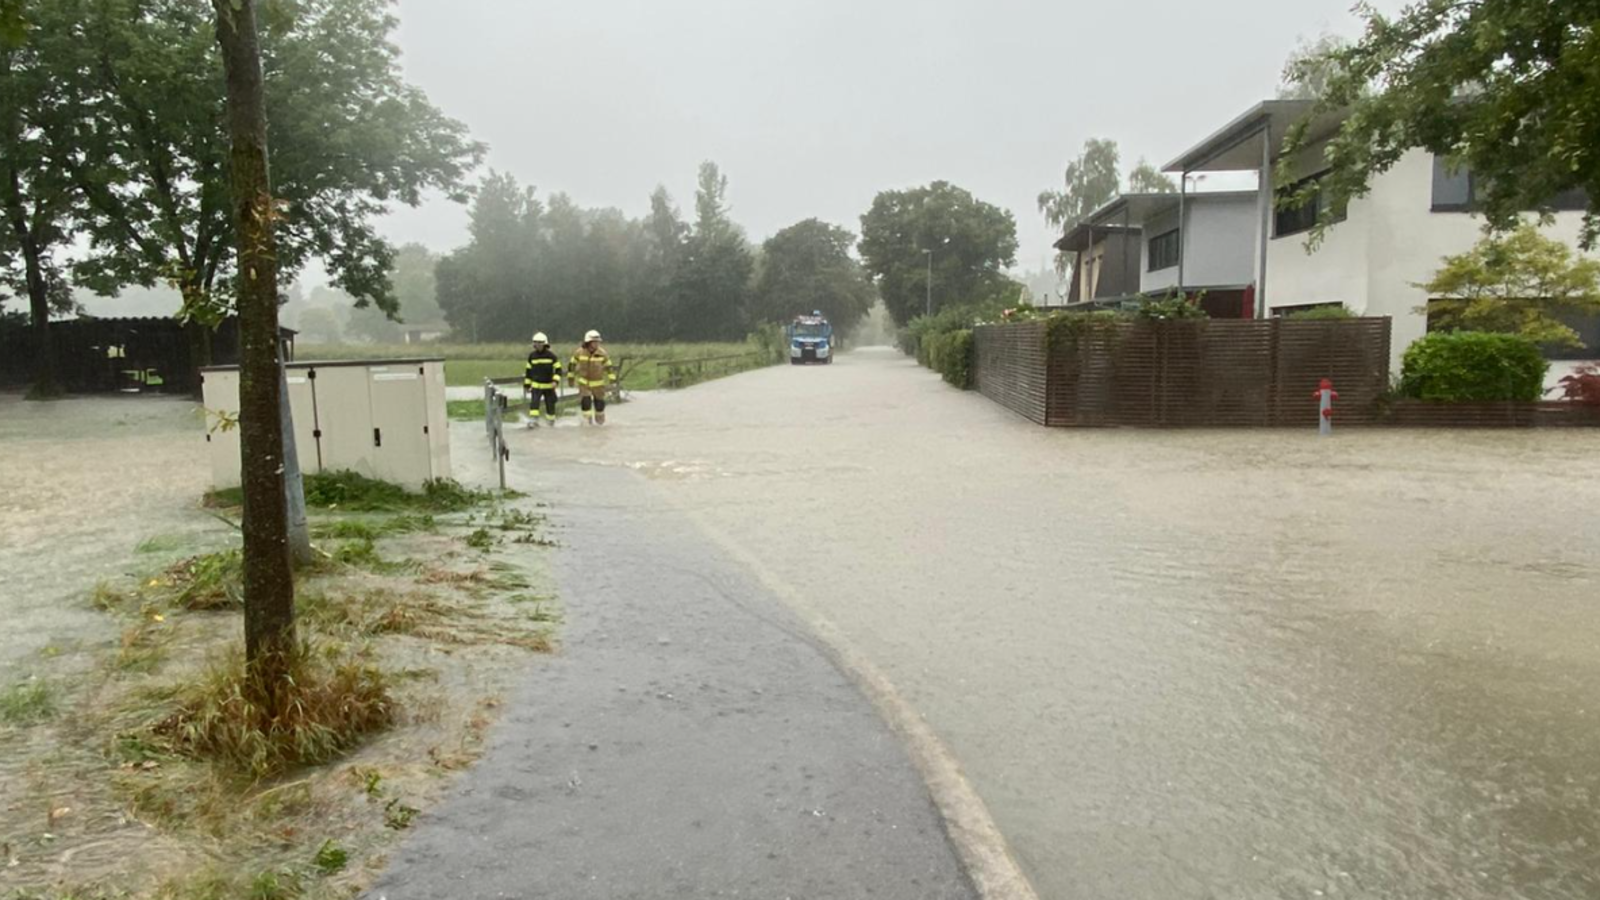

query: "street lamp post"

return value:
[922, 248, 933, 318]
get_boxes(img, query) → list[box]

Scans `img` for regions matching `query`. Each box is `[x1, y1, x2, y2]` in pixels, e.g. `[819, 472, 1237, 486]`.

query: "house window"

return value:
[1432, 154, 1590, 213]
[1148, 229, 1179, 271]
[1274, 172, 1344, 238]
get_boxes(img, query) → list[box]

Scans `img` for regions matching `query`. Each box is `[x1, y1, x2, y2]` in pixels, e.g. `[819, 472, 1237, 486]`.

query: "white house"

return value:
[1056, 190, 1260, 317]
[1163, 99, 1598, 372]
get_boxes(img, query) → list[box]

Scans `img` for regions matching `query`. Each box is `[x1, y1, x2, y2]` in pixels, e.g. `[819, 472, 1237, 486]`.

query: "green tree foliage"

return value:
[1127, 159, 1177, 194]
[1420, 224, 1600, 348]
[1282, 1, 1600, 248]
[1277, 33, 1351, 100]
[1400, 331, 1548, 402]
[669, 162, 754, 341]
[0, 0, 89, 395]
[858, 181, 1019, 327]
[391, 243, 444, 330]
[63, 0, 481, 322]
[1038, 138, 1121, 234]
[434, 166, 753, 343]
[751, 219, 877, 335]
[294, 305, 341, 343]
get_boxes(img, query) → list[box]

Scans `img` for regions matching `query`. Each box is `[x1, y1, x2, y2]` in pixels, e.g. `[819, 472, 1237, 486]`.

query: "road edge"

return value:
[683, 508, 1042, 900]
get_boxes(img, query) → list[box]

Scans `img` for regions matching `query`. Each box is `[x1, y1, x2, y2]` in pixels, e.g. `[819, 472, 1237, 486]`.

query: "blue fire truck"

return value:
[787, 312, 834, 365]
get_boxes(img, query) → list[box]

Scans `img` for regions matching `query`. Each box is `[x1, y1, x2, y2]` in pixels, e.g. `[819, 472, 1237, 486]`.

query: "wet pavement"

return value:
[494, 348, 1600, 900]
[366, 452, 978, 900]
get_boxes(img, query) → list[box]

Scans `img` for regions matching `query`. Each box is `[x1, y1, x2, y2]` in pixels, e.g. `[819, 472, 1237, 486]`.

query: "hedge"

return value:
[1399, 331, 1547, 402]
[924, 329, 973, 389]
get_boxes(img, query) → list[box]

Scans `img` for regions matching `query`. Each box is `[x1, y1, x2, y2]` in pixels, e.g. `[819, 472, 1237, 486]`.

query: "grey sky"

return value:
[378, 0, 1394, 274]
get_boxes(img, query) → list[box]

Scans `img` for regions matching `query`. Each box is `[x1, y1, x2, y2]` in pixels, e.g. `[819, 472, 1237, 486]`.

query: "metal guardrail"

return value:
[655, 352, 769, 389]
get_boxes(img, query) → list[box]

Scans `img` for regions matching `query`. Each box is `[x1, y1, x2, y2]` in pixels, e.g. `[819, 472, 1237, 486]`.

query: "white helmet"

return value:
[531, 332, 548, 344]
[584, 329, 602, 342]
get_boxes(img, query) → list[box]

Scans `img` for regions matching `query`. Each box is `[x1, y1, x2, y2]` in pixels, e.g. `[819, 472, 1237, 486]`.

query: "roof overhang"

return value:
[1054, 223, 1138, 253]
[1163, 99, 1345, 173]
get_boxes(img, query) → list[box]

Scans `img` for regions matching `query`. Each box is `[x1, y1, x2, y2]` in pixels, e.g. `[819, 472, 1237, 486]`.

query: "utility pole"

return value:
[923, 248, 934, 318]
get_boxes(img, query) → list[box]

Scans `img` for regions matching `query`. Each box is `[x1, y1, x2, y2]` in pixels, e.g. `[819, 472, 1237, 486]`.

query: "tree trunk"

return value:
[3, 173, 60, 399]
[20, 228, 60, 400]
[212, 0, 295, 708]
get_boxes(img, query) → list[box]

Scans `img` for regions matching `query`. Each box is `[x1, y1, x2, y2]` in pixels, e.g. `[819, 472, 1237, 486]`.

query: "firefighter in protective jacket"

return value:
[523, 332, 563, 428]
[568, 329, 617, 425]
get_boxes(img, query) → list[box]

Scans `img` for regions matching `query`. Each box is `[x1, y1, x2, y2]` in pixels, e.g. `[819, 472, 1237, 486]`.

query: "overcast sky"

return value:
[376, 0, 1396, 276]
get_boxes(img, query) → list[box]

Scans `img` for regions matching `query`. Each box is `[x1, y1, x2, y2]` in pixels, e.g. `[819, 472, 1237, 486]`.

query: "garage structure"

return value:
[201, 358, 450, 490]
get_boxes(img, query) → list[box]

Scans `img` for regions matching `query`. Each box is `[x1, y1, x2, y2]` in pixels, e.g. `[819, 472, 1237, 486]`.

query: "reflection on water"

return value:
[527, 351, 1600, 900]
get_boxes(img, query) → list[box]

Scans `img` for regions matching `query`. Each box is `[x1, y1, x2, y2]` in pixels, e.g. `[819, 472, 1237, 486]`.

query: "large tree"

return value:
[752, 218, 877, 335]
[1038, 138, 1121, 236]
[1277, 33, 1352, 101]
[859, 181, 1018, 326]
[670, 161, 753, 341]
[210, 0, 294, 706]
[1283, 0, 1600, 249]
[0, 0, 89, 397]
[68, 0, 481, 339]
[435, 171, 542, 342]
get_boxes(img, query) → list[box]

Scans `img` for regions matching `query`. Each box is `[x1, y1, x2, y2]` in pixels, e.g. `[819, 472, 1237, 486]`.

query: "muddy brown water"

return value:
[501, 348, 1600, 900]
[0, 394, 221, 679]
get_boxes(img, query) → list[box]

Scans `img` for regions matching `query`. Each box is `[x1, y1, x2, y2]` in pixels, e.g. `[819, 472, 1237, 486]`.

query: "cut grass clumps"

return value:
[207, 471, 494, 514]
[152, 644, 395, 779]
[1, 677, 56, 725]
[304, 471, 493, 513]
[160, 549, 245, 611]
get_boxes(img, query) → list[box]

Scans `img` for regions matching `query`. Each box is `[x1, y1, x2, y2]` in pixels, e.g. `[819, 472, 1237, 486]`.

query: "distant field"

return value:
[295, 342, 770, 390]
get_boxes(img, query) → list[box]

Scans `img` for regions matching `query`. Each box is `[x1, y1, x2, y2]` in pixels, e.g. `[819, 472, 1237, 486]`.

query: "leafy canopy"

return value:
[1281, 0, 1600, 249]
[859, 181, 1018, 327]
[67, 0, 482, 319]
[1420, 223, 1600, 348]
[751, 218, 877, 336]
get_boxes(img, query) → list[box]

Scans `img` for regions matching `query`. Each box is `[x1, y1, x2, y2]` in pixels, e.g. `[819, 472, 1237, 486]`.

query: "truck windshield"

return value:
[794, 324, 829, 337]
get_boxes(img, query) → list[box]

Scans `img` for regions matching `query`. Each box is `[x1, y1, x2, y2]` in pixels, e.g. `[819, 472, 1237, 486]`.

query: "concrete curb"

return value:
[686, 510, 1041, 900]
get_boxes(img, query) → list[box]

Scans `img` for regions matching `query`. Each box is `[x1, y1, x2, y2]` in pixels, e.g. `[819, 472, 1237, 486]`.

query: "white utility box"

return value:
[200, 359, 451, 490]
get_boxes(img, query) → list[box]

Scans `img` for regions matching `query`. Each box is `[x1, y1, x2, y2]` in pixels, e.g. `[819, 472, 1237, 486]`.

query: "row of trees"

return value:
[434, 163, 882, 343]
[0, 0, 480, 395]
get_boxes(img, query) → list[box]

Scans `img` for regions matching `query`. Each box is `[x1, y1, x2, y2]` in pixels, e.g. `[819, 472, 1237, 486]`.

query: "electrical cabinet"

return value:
[200, 358, 451, 490]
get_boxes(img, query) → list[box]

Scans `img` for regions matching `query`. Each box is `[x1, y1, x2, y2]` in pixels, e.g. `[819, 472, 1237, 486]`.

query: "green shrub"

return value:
[925, 329, 974, 389]
[1284, 304, 1355, 320]
[1399, 331, 1548, 402]
[1134, 293, 1207, 320]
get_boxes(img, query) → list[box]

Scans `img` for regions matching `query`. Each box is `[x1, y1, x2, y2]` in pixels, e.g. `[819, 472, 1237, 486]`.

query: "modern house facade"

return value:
[1163, 99, 1599, 369]
[1057, 191, 1260, 317]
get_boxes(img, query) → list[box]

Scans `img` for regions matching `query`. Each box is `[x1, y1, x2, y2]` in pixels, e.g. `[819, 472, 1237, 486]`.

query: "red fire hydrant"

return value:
[1312, 378, 1338, 436]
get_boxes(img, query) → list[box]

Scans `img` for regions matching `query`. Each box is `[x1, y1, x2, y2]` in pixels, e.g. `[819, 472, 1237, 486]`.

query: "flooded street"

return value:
[512, 348, 1600, 900]
[0, 395, 217, 679]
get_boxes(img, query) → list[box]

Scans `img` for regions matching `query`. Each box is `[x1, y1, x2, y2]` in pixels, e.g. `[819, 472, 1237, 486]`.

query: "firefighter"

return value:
[523, 332, 563, 429]
[568, 329, 617, 425]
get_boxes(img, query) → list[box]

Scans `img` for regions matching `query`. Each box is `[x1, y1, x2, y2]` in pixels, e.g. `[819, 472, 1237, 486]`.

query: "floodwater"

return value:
[0, 394, 218, 678]
[510, 348, 1600, 900]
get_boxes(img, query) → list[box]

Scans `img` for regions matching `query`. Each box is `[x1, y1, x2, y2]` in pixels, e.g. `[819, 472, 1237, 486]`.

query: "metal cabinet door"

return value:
[201, 369, 242, 489]
[311, 365, 378, 479]
[367, 364, 432, 488]
[284, 370, 321, 474]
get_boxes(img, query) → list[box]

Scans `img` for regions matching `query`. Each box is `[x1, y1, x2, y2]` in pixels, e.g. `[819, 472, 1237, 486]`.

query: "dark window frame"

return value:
[1273, 170, 1345, 239]
[1147, 229, 1180, 272]
[1432, 154, 1591, 214]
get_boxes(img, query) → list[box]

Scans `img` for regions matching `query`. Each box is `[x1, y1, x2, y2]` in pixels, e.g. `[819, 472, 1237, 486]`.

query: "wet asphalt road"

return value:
[364, 453, 977, 900]
[461, 348, 1600, 900]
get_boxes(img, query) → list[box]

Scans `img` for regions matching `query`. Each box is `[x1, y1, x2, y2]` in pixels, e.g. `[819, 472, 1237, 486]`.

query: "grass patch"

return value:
[311, 514, 435, 542]
[1, 677, 56, 725]
[206, 472, 495, 514]
[150, 643, 395, 779]
[135, 534, 188, 555]
[158, 549, 245, 611]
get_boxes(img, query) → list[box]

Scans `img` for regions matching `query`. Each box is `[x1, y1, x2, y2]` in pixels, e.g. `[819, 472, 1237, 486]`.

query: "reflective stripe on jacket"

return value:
[524, 349, 563, 389]
[569, 347, 616, 387]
